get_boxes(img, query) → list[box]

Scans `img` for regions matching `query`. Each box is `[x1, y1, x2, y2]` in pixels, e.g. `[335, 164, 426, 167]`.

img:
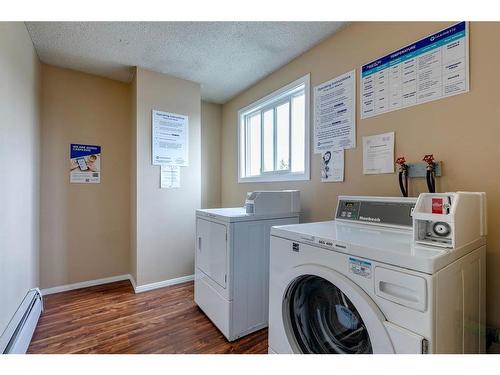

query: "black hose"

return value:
[405, 173, 409, 196]
[426, 170, 435, 193]
[398, 171, 408, 197]
[426, 170, 432, 193]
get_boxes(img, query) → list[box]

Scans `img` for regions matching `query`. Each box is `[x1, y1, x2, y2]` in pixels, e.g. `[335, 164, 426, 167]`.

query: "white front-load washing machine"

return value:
[269, 193, 487, 354]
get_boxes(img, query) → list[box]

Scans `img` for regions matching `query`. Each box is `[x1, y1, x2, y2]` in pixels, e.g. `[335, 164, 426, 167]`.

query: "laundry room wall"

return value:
[131, 67, 201, 287]
[39, 64, 131, 289]
[130, 71, 138, 284]
[38, 65, 218, 290]
[220, 22, 500, 330]
[0, 22, 41, 338]
[201, 101, 222, 209]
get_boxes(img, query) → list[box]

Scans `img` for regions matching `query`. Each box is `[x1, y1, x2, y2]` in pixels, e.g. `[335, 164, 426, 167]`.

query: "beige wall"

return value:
[221, 22, 500, 327]
[201, 101, 222, 208]
[40, 64, 131, 288]
[132, 68, 201, 286]
[0, 22, 41, 337]
[130, 70, 138, 283]
[38, 64, 209, 289]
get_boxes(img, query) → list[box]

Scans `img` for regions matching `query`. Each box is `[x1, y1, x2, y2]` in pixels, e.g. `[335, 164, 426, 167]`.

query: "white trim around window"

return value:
[237, 73, 310, 183]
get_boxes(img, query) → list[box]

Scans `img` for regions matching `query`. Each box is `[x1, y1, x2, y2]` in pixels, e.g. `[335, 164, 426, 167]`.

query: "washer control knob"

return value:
[432, 222, 451, 237]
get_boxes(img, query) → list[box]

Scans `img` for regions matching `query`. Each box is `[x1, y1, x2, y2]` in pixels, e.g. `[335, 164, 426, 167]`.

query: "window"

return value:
[238, 74, 310, 182]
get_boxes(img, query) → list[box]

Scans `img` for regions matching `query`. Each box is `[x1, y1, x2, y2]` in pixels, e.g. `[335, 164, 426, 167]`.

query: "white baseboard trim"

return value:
[40, 273, 194, 296]
[40, 274, 132, 296]
[129, 275, 137, 291]
[133, 274, 194, 294]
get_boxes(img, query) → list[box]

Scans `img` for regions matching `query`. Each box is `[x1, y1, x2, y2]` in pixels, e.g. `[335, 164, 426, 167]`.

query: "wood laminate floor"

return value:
[28, 280, 268, 354]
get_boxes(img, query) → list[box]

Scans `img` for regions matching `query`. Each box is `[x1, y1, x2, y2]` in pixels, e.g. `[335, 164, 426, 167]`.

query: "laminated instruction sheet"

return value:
[361, 22, 469, 119]
[152, 110, 189, 166]
[314, 70, 356, 153]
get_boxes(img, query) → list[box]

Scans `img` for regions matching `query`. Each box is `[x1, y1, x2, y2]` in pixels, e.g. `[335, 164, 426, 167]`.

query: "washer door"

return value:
[282, 265, 394, 354]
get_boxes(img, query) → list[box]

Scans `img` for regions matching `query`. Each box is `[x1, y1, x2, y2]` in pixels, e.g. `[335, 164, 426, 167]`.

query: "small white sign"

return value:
[160, 165, 181, 189]
[320, 148, 344, 182]
[362, 132, 394, 175]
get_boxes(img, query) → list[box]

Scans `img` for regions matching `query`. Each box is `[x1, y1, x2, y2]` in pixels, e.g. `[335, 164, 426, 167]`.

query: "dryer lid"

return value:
[196, 207, 299, 222]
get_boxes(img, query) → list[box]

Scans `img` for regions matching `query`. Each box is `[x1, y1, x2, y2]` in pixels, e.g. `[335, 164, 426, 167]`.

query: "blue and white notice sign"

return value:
[69, 144, 101, 184]
[361, 22, 469, 119]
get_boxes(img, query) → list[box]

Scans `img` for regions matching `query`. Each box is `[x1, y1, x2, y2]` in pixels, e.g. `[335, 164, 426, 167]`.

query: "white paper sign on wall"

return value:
[362, 132, 394, 175]
[152, 110, 189, 166]
[160, 165, 181, 189]
[314, 70, 356, 153]
[320, 148, 344, 183]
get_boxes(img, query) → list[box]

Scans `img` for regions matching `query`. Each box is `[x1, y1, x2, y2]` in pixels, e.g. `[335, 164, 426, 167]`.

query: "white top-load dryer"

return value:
[195, 190, 300, 341]
[269, 192, 487, 354]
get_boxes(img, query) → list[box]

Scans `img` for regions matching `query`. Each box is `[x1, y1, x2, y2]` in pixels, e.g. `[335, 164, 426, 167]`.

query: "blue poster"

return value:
[69, 144, 101, 183]
[361, 22, 469, 119]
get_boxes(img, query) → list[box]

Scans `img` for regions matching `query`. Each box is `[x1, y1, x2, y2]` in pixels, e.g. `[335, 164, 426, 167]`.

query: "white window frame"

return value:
[237, 74, 310, 183]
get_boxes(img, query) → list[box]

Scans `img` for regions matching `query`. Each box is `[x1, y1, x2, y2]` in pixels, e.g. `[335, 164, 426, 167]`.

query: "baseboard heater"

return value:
[0, 288, 43, 354]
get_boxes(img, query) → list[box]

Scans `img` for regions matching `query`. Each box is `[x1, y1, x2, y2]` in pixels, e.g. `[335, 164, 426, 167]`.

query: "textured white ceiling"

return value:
[25, 22, 346, 103]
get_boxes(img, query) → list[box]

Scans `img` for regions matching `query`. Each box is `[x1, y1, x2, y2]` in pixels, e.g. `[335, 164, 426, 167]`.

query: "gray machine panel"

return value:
[336, 198, 416, 227]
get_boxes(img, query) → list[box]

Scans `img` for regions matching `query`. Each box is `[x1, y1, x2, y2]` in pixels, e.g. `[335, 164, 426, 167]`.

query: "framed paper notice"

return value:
[152, 110, 189, 166]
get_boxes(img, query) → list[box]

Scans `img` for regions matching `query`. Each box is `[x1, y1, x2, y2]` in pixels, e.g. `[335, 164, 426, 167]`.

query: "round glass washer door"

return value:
[286, 274, 373, 354]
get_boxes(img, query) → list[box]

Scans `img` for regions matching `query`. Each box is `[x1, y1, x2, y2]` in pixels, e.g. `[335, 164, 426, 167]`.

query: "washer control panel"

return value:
[336, 200, 361, 220]
[336, 196, 417, 228]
